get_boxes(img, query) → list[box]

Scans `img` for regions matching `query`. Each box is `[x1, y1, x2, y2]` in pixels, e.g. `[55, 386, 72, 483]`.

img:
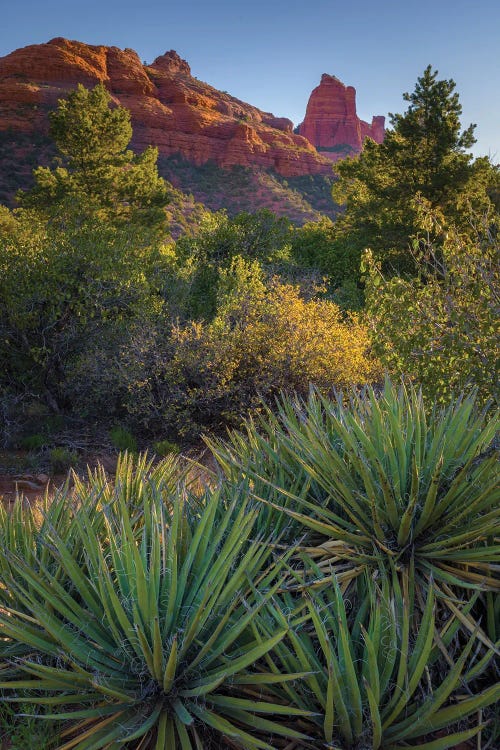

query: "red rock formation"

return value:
[299, 74, 385, 161]
[0, 38, 333, 178]
[361, 115, 385, 145]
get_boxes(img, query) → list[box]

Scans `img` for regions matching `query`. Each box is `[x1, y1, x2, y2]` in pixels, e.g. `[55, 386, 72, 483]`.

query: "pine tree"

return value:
[333, 66, 496, 274]
[19, 83, 168, 232]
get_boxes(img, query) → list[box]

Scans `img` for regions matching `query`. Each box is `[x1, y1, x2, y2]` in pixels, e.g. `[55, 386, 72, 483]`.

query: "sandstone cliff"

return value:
[298, 74, 384, 161]
[0, 38, 333, 178]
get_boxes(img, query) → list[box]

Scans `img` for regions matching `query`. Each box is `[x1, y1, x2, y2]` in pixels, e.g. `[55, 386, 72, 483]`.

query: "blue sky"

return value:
[1, 0, 499, 159]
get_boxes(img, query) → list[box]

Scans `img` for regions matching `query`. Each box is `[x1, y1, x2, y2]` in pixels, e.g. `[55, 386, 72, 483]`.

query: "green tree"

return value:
[173, 209, 293, 319]
[19, 83, 168, 232]
[290, 217, 364, 308]
[333, 65, 497, 274]
[0, 212, 164, 413]
[363, 203, 500, 404]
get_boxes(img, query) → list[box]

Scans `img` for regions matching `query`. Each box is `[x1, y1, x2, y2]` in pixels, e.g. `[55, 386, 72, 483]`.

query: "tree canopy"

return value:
[363, 203, 499, 404]
[19, 83, 168, 232]
[333, 65, 497, 274]
[0, 213, 164, 412]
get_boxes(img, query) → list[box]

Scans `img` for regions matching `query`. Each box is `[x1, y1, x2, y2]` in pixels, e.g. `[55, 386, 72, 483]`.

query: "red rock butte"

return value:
[299, 73, 385, 160]
[0, 38, 336, 178]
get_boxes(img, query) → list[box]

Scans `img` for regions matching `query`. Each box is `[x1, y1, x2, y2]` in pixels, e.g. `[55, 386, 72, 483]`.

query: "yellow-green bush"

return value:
[125, 271, 381, 438]
[212, 277, 380, 393]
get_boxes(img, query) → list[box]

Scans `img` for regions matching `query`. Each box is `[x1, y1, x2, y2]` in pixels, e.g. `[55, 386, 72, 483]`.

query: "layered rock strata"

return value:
[0, 38, 333, 178]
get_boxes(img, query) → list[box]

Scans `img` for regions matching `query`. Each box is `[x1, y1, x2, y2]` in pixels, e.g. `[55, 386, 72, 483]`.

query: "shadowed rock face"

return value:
[0, 37, 334, 178]
[298, 73, 385, 160]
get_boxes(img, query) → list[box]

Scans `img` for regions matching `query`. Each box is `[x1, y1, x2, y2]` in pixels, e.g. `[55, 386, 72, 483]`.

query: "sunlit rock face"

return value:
[298, 73, 385, 160]
[0, 38, 334, 177]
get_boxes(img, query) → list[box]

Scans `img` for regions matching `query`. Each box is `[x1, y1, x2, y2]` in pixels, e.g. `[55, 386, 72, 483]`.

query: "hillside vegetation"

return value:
[0, 69, 498, 450]
[158, 154, 337, 223]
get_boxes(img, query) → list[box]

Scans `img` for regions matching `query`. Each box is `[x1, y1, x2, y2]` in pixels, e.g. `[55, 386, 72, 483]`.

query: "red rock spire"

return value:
[299, 73, 385, 160]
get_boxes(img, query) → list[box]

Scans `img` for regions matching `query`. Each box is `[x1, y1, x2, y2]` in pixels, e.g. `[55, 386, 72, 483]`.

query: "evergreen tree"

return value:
[19, 83, 168, 232]
[333, 66, 497, 273]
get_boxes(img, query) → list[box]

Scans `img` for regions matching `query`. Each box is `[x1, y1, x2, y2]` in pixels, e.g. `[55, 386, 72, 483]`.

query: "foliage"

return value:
[0, 483, 310, 749]
[290, 575, 499, 749]
[49, 447, 78, 474]
[0, 196, 377, 436]
[210, 381, 500, 618]
[0, 485, 81, 620]
[158, 154, 335, 222]
[0, 212, 163, 412]
[123, 271, 381, 440]
[202, 209, 292, 264]
[364, 204, 500, 404]
[291, 216, 348, 277]
[0, 383, 498, 747]
[281, 173, 338, 216]
[163, 182, 213, 240]
[0, 453, 199, 634]
[0, 702, 61, 750]
[18, 83, 168, 232]
[290, 217, 364, 308]
[19, 433, 49, 451]
[173, 209, 293, 319]
[109, 425, 138, 453]
[0, 438, 500, 750]
[332, 65, 498, 274]
[153, 439, 181, 456]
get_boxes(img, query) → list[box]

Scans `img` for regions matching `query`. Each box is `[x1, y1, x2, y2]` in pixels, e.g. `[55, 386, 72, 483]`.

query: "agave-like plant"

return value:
[0, 452, 188, 612]
[0, 480, 76, 613]
[210, 382, 500, 612]
[0, 482, 311, 749]
[254, 571, 499, 750]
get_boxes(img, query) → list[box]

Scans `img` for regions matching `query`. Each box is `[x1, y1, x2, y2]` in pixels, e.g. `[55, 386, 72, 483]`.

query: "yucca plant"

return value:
[0, 480, 77, 612]
[211, 382, 499, 611]
[0, 483, 311, 749]
[0, 452, 188, 614]
[207, 413, 321, 542]
[70, 450, 195, 520]
[254, 571, 499, 749]
[0, 452, 202, 682]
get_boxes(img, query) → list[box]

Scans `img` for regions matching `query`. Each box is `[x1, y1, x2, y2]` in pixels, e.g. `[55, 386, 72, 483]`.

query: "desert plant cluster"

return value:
[0, 383, 498, 749]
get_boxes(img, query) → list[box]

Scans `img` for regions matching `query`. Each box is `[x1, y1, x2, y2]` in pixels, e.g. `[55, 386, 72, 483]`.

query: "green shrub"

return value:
[0, 396, 65, 450]
[0, 214, 164, 414]
[109, 425, 138, 452]
[290, 216, 360, 289]
[19, 433, 48, 451]
[364, 204, 500, 404]
[123, 276, 381, 440]
[153, 439, 180, 456]
[49, 446, 78, 474]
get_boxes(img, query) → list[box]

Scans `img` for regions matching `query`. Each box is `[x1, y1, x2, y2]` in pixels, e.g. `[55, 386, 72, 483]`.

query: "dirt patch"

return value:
[0, 450, 120, 506]
[0, 473, 59, 504]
